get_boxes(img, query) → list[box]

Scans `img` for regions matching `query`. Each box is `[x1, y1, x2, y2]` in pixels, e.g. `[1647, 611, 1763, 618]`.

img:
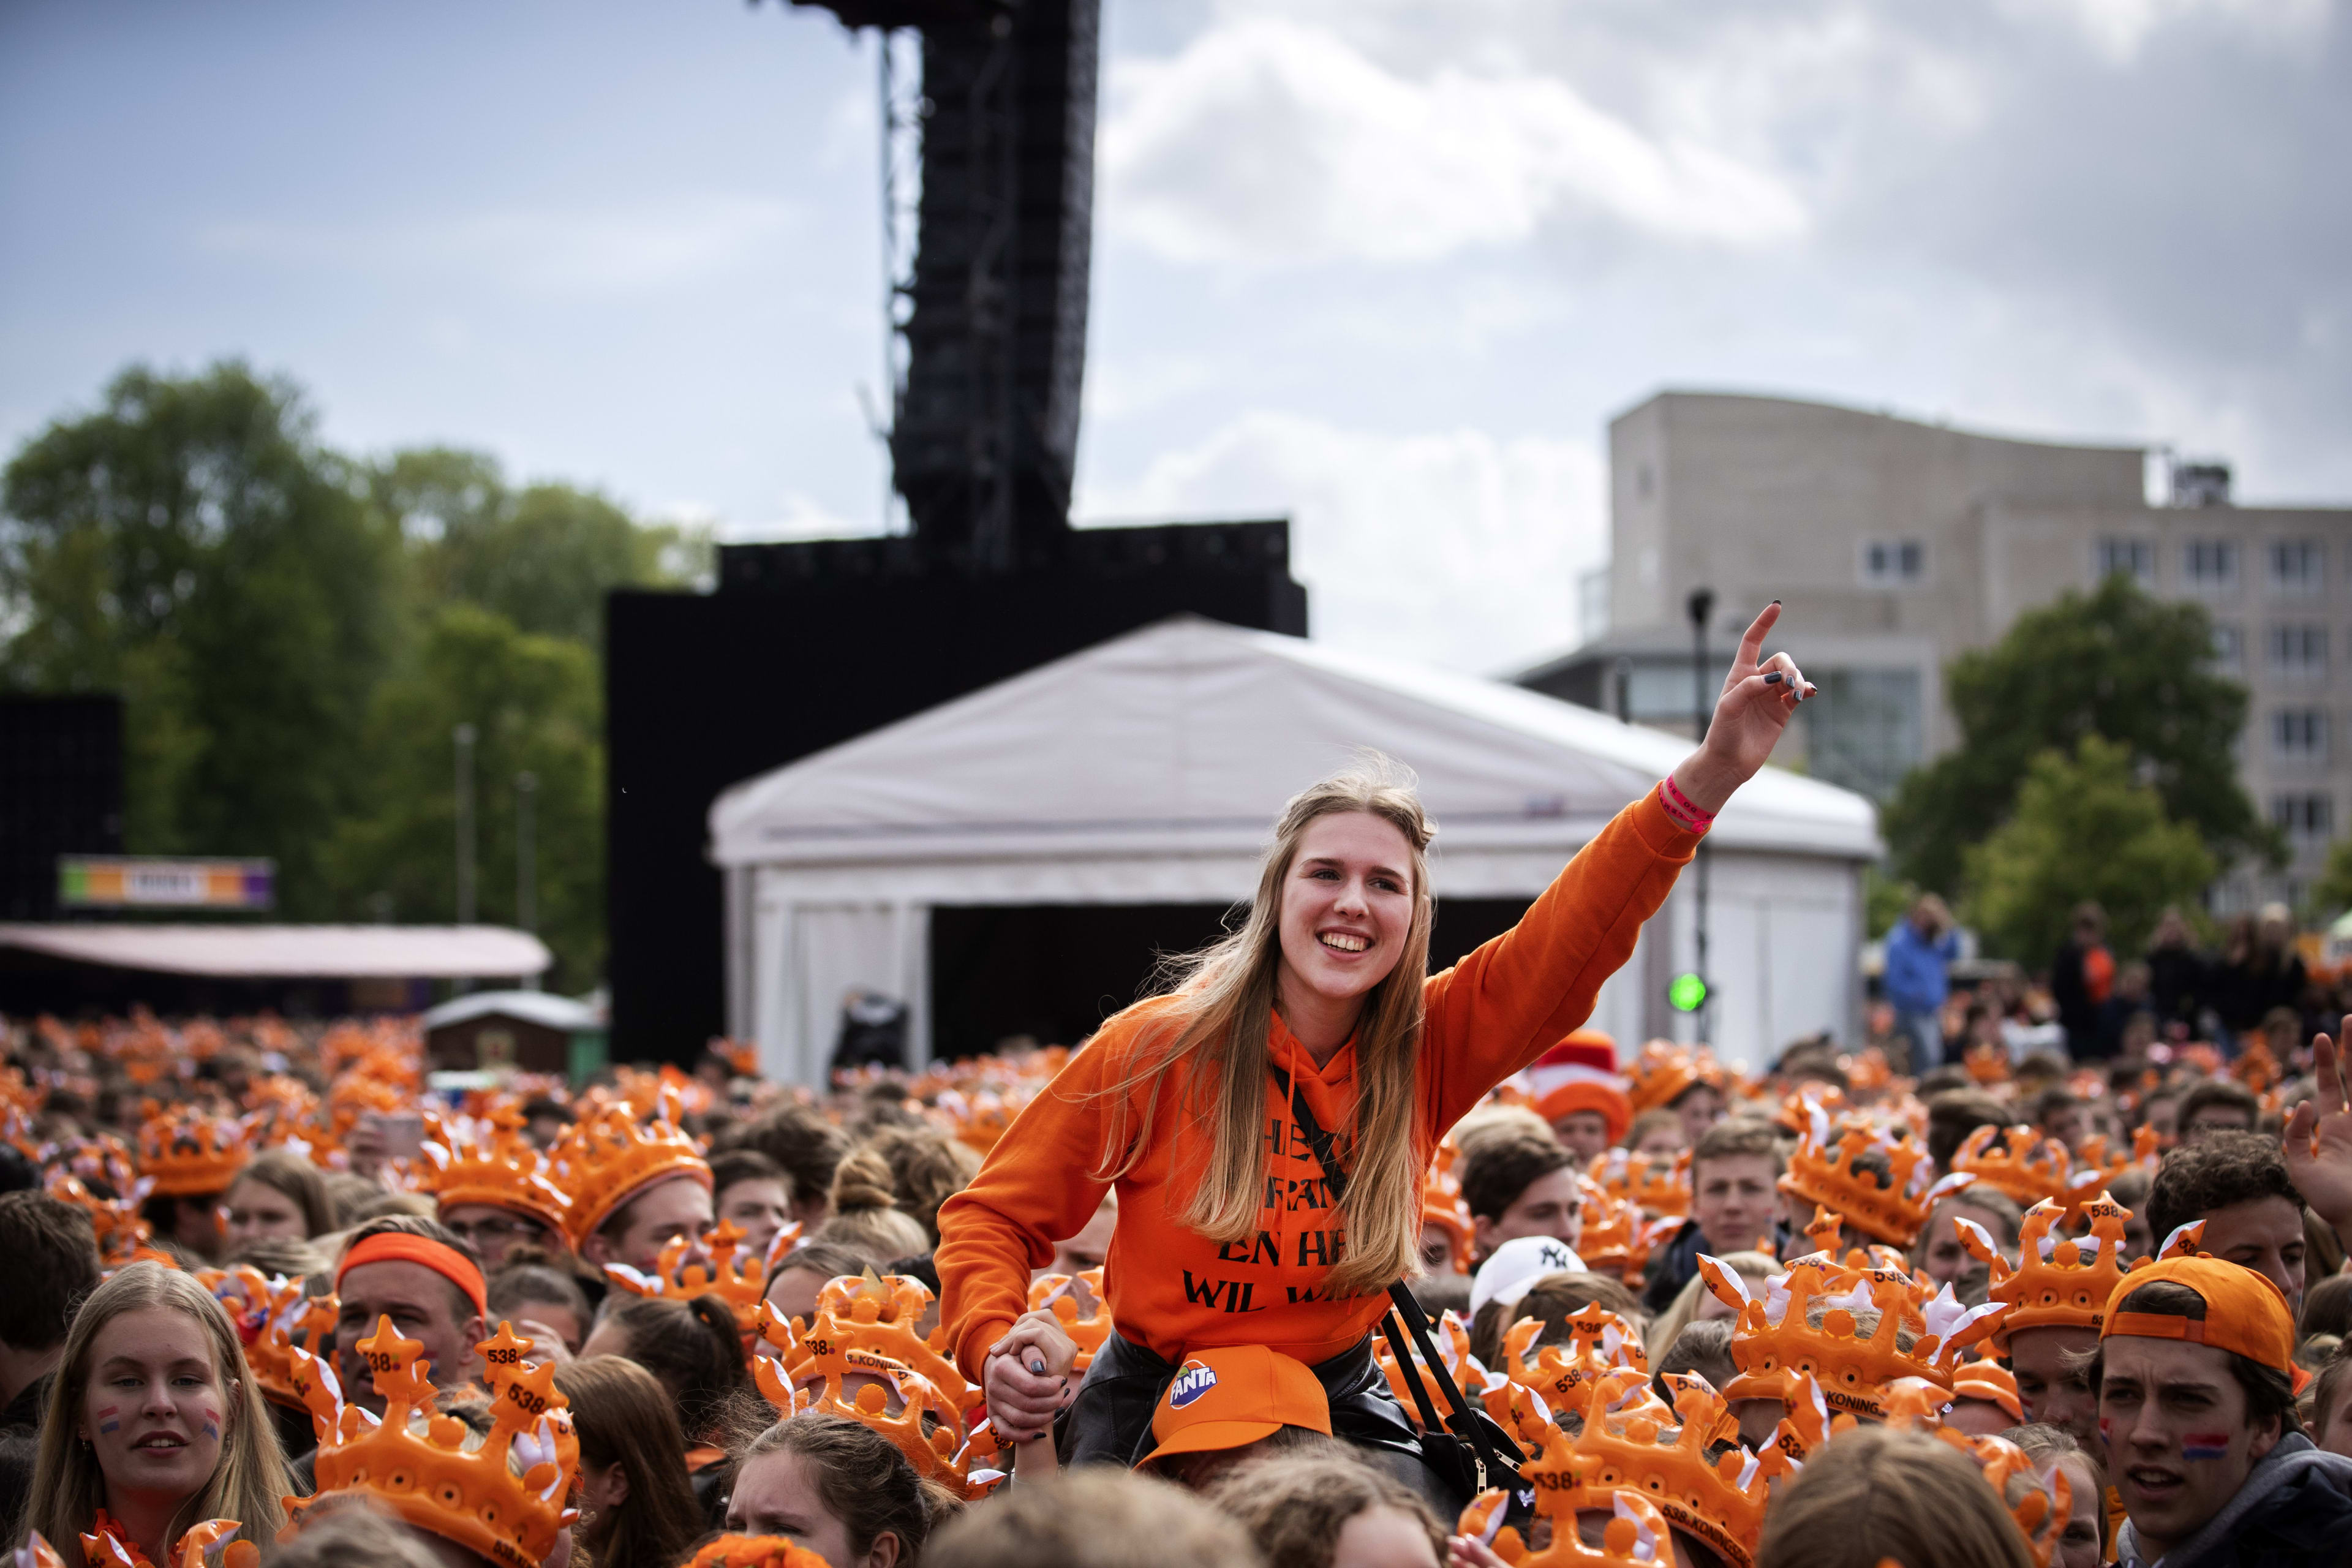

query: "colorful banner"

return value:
[58, 857, 275, 910]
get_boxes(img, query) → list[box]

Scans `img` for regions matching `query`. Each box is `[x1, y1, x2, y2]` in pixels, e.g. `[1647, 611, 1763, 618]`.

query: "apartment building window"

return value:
[2095, 537, 2155, 587]
[2271, 539, 2324, 595]
[2269, 624, 2329, 680]
[2184, 539, 2238, 589]
[1861, 539, 1925, 586]
[2273, 707, 2328, 762]
[2274, 793, 2334, 846]
[1802, 668, 1924, 802]
[2211, 624, 2244, 671]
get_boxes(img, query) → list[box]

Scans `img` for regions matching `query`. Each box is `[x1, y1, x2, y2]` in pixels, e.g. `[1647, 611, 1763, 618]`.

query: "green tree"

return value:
[1962, 734, 2218, 963]
[1, 363, 398, 910]
[2312, 839, 2352, 922]
[1885, 575, 2270, 894]
[326, 603, 605, 989]
[371, 447, 703, 649]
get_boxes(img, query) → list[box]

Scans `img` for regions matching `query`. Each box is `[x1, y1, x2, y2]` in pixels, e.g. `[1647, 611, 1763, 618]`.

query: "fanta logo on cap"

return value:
[1167, 1359, 1218, 1409]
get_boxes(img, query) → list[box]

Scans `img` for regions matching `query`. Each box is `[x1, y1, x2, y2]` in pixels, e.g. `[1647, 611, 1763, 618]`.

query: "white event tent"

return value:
[710, 616, 1880, 1085]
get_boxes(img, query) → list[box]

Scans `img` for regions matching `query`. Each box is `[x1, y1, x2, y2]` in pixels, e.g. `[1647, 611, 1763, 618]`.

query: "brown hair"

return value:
[1207, 1452, 1442, 1568]
[223, 1235, 331, 1280]
[269, 1503, 448, 1568]
[1925, 1091, 2008, 1172]
[228, 1148, 336, 1237]
[1458, 1131, 1574, 1224]
[923, 1466, 1258, 1568]
[2147, 1131, 2302, 1251]
[551, 1357, 704, 1568]
[485, 1261, 592, 1341]
[2177, 1079, 2263, 1134]
[2310, 1346, 2352, 1442]
[0, 1191, 99, 1351]
[1469, 1270, 1646, 1370]
[737, 1413, 950, 1560]
[598, 1294, 748, 1443]
[1622, 1108, 1683, 1151]
[1691, 1117, 1785, 1187]
[813, 1147, 930, 1261]
[24, 1262, 293, 1568]
[1756, 1425, 2033, 1568]
[763, 1240, 877, 1295]
[1095, 756, 1438, 1298]
[708, 1148, 792, 1207]
[864, 1126, 981, 1246]
[722, 1106, 850, 1220]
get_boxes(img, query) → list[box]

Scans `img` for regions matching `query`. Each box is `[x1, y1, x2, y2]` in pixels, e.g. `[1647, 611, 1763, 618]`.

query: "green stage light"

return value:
[1668, 973, 1708, 1012]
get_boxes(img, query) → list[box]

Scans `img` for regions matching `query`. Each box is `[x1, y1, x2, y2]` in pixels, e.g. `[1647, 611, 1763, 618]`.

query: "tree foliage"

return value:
[1, 361, 694, 988]
[327, 605, 605, 991]
[1962, 734, 2218, 963]
[1884, 575, 2271, 894]
[0, 364, 398, 911]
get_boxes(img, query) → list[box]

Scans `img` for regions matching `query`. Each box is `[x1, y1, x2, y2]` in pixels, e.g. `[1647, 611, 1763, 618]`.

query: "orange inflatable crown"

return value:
[249, 1283, 339, 1412]
[1587, 1147, 1692, 1219]
[136, 1104, 250, 1197]
[280, 1317, 579, 1568]
[1700, 1252, 2007, 1420]
[551, 1095, 710, 1247]
[1777, 1105, 1931, 1247]
[1466, 1425, 1705, 1567]
[1959, 1193, 2134, 1353]
[1627, 1042, 1721, 1116]
[1550, 1370, 1774, 1568]
[1499, 1306, 1648, 1409]
[603, 1219, 769, 1339]
[682, 1537, 832, 1568]
[416, 1109, 573, 1236]
[1948, 1125, 2073, 1210]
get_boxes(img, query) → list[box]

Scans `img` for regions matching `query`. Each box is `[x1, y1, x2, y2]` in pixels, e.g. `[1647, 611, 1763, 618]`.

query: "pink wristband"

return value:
[1657, 777, 1714, 834]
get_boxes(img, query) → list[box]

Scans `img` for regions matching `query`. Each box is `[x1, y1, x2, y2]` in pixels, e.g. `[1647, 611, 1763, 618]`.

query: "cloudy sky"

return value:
[3, 0, 2345, 674]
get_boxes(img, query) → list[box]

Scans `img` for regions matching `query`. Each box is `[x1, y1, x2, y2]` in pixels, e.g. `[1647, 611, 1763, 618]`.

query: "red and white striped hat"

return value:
[1526, 1031, 1630, 1142]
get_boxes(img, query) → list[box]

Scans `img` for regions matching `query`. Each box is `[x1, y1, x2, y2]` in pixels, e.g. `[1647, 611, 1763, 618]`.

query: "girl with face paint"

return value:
[21, 1262, 292, 1568]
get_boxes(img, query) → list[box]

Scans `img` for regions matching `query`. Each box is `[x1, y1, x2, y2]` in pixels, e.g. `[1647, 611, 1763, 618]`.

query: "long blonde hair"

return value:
[1095, 755, 1436, 1298]
[22, 1262, 292, 1567]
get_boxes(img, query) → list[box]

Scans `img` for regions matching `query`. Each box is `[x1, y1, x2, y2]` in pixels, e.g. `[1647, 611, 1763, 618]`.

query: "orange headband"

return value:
[337, 1234, 488, 1323]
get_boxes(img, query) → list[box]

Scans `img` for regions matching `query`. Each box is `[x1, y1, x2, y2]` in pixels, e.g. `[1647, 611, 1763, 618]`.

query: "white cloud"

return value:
[197, 193, 797, 298]
[1078, 410, 1605, 674]
[2005, 0, 2330, 63]
[1099, 17, 1808, 267]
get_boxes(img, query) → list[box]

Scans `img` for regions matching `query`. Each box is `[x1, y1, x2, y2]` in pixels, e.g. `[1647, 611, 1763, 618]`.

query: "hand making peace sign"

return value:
[1670, 601, 1815, 816]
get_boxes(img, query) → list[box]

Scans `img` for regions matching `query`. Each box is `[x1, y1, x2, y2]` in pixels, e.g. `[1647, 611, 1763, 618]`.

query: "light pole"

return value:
[1687, 589, 1714, 1043]
[516, 771, 538, 973]
[454, 722, 477, 925]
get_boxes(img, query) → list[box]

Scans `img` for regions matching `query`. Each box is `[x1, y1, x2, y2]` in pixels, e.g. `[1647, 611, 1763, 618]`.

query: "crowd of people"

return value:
[10, 1003, 2352, 1567]
[7, 609, 2350, 1567]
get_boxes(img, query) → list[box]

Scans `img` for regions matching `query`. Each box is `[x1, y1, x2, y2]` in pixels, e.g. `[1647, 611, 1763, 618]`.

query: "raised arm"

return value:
[1419, 603, 1812, 1128]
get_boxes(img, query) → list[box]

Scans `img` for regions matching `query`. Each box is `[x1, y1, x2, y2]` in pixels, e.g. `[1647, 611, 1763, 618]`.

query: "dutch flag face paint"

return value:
[95, 1406, 121, 1435]
[2180, 1433, 2231, 1461]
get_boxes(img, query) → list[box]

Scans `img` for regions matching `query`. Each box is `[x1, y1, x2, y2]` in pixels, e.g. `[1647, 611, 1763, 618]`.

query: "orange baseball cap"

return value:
[1951, 1360, 2024, 1423]
[2099, 1256, 2296, 1376]
[1136, 1345, 1330, 1468]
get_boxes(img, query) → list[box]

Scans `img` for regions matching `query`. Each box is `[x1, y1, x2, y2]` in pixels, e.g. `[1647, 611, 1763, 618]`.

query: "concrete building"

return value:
[1516, 391, 2352, 909]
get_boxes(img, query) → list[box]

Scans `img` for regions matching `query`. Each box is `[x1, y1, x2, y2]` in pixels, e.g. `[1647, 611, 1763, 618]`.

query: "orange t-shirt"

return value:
[934, 788, 1700, 1382]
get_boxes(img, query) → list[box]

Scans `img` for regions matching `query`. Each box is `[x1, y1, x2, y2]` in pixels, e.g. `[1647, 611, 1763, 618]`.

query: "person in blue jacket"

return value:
[1883, 893, 1959, 1071]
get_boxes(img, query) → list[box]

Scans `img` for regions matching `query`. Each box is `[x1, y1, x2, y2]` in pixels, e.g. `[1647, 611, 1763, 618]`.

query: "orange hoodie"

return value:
[935, 788, 1700, 1382]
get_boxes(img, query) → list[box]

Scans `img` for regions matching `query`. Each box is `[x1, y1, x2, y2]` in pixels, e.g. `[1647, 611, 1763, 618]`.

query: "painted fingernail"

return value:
[1770, 599, 1781, 605]
[1764, 672, 1784, 685]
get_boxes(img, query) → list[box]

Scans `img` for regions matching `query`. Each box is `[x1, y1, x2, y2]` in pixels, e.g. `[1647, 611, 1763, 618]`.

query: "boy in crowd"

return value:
[1458, 1129, 1580, 1265]
[2091, 1256, 2352, 1566]
[0, 1191, 104, 1530]
[2179, 1079, 2264, 1144]
[2149, 1132, 2312, 1312]
[1641, 1117, 1784, 1314]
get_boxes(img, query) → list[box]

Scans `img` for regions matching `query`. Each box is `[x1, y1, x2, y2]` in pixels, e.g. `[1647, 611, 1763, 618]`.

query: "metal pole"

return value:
[1688, 589, 1714, 1043]
[454, 723, 477, 926]
[516, 771, 538, 938]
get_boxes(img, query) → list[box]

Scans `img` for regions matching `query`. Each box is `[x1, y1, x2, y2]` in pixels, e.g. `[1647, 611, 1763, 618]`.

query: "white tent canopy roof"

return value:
[0, 924, 550, 979]
[711, 616, 1879, 875]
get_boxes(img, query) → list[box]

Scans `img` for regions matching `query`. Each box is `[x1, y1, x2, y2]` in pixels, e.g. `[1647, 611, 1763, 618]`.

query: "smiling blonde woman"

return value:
[935, 605, 1814, 1499]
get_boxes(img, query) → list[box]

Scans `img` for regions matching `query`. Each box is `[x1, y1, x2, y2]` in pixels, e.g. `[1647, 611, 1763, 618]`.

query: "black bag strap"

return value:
[1268, 1064, 1517, 1489]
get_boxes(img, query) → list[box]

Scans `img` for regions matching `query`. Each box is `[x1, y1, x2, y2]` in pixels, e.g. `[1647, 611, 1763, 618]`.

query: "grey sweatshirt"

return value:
[2115, 1433, 2352, 1568]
